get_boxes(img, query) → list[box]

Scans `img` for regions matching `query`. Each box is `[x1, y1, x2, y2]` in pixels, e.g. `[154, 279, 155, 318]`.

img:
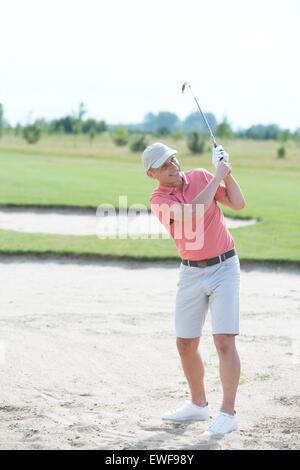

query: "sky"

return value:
[1, 0, 299, 131]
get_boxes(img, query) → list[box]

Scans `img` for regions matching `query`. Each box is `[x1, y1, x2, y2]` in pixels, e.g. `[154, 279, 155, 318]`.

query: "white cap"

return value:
[142, 142, 177, 171]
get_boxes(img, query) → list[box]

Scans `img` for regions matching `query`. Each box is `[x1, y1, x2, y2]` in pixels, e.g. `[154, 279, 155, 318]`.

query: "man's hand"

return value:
[212, 145, 229, 169]
[214, 160, 232, 182]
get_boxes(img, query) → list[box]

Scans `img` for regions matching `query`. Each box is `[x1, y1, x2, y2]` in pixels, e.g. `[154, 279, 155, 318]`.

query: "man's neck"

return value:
[163, 173, 183, 191]
[177, 179, 183, 190]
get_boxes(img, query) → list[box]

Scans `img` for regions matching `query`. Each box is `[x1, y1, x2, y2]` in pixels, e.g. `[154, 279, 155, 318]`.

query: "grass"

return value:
[239, 377, 247, 386]
[23, 427, 35, 438]
[0, 133, 299, 264]
[255, 373, 272, 382]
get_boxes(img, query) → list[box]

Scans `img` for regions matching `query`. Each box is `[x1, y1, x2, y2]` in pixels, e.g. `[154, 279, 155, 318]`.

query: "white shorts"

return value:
[175, 254, 240, 338]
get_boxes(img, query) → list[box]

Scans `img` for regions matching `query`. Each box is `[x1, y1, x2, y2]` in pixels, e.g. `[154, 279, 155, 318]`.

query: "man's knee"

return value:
[213, 334, 235, 354]
[176, 337, 200, 358]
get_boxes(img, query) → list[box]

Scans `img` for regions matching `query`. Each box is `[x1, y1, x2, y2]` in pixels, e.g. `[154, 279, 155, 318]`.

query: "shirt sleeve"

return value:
[201, 169, 226, 202]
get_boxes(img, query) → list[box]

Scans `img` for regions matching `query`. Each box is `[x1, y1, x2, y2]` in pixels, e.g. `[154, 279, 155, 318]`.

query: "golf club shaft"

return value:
[183, 82, 218, 148]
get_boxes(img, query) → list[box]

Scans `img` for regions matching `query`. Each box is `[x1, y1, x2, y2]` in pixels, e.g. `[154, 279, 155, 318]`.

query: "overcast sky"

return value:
[1, 0, 299, 130]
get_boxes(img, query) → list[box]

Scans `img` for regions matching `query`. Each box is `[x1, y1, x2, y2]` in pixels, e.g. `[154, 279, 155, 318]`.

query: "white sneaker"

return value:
[203, 411, 238, 435]
[162, 401, 210, 422]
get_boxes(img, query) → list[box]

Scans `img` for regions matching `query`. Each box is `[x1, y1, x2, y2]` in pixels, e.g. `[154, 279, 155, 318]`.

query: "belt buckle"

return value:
[219, 253, 226, 263]
[196, 260, 207, 268]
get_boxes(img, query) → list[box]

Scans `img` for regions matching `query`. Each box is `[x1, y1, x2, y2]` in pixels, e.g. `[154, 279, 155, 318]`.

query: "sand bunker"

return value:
[0, 207, 258, 237]
[0, 256, 299, 450]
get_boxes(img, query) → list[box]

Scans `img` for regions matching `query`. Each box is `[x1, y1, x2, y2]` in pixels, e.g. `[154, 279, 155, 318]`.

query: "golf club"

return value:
[182, 81, 219, 151]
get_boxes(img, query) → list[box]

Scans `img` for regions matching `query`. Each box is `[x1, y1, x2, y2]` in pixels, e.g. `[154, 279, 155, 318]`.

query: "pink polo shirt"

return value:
[149, 168, 235, 260]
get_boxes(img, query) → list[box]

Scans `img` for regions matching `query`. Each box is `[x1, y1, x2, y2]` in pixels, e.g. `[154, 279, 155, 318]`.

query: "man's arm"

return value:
[170, 161, 231, 221]
[218, 174, 246, 210]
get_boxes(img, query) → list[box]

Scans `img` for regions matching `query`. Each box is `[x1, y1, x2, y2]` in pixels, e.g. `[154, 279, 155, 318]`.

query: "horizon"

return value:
[2, 108, 296, 133]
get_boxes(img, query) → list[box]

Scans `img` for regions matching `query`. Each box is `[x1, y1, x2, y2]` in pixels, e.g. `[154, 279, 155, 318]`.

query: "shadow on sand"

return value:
[124, 421, 224, 451]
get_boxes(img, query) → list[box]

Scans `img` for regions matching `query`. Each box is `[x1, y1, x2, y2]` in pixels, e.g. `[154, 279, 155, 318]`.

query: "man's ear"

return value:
[146, 170, 156, 180]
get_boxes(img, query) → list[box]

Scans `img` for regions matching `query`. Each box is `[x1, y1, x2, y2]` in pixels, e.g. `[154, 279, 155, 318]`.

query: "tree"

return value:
[98, 120, 108, 133]
[111, 126, 129, 146]
[58, 123, 64, 136]
[155, 112, 179, 131]
[279, 129, 291, 142]
[182, 112, 217, 134]
[215, 118, 234, 139]
[172, 128, 184, 140]
[143, 112, 156, 132]
[82, 118, 98, 134]
[264, 124, 280, 140]
[143, 111, 180, 132]
[0, 103, 3, 138]
[78, 102, 86, 121]
[130, 134, 148, 152]
[15, 122, 22, 136]
[89, 127, 97, 145]
[245, 124, 280, 140]
[72, 119, 82, 146]
[33, 118, 48, 134]
[186, 131, 206, 154]
[22, 124, 41, 144]
[72, 102, 86, 146]
[154, 126, 171, 137]
[294, 128, 300, 146]
[49, 116, 75, 134]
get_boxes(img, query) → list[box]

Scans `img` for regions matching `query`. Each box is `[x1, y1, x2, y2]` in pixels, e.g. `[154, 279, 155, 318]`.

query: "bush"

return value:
[89, 127, 97, 144]
[186, 131, 206, 154]
[130, 134, 148, 152]
[97, 120, 108, 133]
[22, 125, 41, 144]
[277, 145, 286, 158]
[172, 128, 184, 140]
[111, 126, 129, 146]
[154, 126, 170, 137]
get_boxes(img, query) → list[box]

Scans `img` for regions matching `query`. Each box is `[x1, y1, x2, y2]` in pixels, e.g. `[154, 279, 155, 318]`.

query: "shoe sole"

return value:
[203, 427, 238, 436]
[162, 415, 210, 422]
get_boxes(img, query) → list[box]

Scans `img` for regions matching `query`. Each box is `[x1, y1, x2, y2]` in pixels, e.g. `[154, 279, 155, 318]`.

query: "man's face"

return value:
[146, 155, 182, 187]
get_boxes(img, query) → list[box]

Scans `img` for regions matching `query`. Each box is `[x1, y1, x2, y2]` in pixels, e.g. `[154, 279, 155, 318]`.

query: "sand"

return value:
[0, 256, 299, 450]
[0, 206, 258, 236]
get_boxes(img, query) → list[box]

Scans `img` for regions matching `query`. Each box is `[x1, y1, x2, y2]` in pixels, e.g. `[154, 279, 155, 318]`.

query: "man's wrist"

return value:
[223, 173, 233, 184]
[213, 175, 222, 184]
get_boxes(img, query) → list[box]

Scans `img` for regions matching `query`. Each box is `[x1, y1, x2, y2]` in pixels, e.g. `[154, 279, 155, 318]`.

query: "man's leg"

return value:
[213, 334, 240, 415]
[176, 336, 207, 407]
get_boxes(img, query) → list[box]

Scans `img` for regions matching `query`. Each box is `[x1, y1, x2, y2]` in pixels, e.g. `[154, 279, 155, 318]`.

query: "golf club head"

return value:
[182, 81, 190, 93]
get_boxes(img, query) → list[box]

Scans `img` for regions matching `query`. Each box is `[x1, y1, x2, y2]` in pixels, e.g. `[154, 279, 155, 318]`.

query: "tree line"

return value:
[0, 102, 299, 147]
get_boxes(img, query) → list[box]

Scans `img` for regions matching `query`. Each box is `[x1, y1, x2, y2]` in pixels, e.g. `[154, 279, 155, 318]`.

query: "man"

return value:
[142, 142, 246, 435]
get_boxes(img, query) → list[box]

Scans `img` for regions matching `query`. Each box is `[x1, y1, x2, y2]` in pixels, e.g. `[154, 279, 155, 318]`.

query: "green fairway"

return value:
[0, 134, 299, 264]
